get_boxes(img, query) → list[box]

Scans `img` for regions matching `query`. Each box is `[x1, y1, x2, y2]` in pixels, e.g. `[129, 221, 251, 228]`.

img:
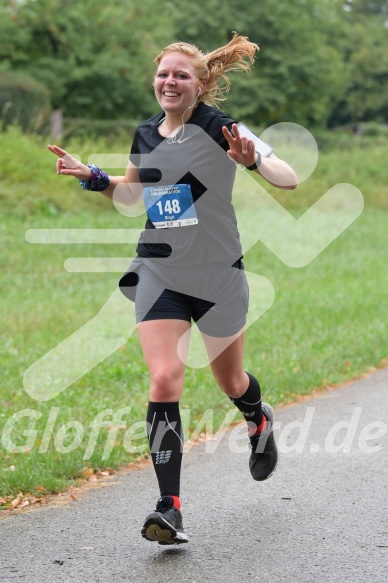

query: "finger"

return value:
[63, 153, 79, 169]
[241, 138, 248, 155]
[231, 123, 241, 140]
[56, 158, 64, 175]
[59, 168, 77, 176]
[48, 144, 68, 157]
[245, 140, 255, 156]
[58, 158, 75, 175]
[222, 125, 234, 143]
[53, 144, 68, 156]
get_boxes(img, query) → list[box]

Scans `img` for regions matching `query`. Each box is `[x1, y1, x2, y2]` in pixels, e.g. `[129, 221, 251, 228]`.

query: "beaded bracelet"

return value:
[79, 164, 110, 191]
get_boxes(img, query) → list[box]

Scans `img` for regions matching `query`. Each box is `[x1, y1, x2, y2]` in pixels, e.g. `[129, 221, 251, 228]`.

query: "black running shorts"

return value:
[121, 259, 249, 338]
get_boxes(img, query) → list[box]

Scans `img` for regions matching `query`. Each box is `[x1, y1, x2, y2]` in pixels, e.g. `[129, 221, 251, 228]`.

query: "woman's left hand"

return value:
[222, 123, 257, 167]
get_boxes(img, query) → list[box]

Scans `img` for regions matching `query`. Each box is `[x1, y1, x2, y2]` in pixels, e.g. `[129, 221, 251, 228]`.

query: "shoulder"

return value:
[194, 103, 235, 128]
[134, 110, 164, 135]
[130, 110, 164, 157]
[192, 103, 236, 150]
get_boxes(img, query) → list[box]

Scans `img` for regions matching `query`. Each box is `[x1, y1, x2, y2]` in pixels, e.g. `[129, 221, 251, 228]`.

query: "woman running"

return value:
[48, 32, 297, 546]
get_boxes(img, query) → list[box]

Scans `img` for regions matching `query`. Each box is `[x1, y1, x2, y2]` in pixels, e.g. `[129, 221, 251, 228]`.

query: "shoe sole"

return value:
[262, 460, 278, 480]
[250, 403, 279, 481]
[263, 403, 278, 479]
[141, 515, 188, 545]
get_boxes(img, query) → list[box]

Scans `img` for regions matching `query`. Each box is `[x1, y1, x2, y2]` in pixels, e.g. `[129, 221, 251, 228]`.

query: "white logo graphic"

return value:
[23, 123, 363, 401]
[155, 450, 172, 464]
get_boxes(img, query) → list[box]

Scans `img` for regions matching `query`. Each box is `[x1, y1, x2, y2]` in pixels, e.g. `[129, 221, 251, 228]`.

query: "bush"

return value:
[311, 123, 388, 152]
[61, 117, 140, 145]
[0, 71, 51, 133]
[359, 121, 388, 138]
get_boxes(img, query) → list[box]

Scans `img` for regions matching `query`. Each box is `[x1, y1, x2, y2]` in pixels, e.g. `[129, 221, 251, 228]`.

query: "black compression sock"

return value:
[146, 401, 183, 497]
[229, 372, 264, 433]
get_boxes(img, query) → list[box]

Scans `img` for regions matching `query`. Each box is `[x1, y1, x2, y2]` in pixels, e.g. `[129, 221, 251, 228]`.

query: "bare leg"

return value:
[202, 329, 265, 438]
[137, 319, 192, 506]
[137, 319, 191, 402]
[201, 330, 249, 398]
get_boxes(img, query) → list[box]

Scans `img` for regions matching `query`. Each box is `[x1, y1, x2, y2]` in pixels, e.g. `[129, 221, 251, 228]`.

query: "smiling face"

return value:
[154, 53, 203, 115]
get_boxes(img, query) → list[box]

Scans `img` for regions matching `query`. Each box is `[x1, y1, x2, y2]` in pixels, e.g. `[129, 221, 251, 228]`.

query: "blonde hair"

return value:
[154, 32, 259, 107]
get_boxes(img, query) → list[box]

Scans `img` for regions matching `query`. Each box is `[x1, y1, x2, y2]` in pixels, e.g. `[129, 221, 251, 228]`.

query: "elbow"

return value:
[287, 171, 298, 190]
[275, 167, 299, 190]
[278, 175, 298, 190]
[261, 167, 298, 190]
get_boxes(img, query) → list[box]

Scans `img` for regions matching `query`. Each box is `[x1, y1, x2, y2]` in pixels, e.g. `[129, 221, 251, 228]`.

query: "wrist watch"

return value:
[246, 151, 261, 171]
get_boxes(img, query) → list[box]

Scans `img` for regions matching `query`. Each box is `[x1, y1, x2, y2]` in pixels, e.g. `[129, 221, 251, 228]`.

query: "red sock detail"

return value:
[170, 495, 181, 510]
[249, 414, 267, 437]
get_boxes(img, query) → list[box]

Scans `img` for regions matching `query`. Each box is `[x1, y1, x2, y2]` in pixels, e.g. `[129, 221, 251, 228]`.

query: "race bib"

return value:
[143, 184, 198, 229]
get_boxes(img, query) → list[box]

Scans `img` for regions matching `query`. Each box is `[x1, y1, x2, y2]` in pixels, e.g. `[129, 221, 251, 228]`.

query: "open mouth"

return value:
[163, 92, 180, 97]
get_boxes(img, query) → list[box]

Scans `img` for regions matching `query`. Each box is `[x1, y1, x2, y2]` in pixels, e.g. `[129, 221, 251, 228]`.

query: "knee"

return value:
[149, 368, 183, 401]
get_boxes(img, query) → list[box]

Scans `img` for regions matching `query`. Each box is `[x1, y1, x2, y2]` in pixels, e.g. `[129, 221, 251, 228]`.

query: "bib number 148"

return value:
[156, 199, 181, 215]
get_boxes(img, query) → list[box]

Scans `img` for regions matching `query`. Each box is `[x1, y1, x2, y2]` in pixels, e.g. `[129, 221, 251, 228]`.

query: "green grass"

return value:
[0, 128, 387, 501]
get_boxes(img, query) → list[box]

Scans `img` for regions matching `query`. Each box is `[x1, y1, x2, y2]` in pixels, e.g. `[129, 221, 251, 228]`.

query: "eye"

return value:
[156, 73, 167, 78]
[177, 74, 188, 79]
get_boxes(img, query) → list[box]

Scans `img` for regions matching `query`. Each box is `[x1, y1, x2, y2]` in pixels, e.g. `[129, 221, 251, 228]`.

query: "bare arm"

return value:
[99, 163, 143, 205]
[254, 153, 298, 190]
[222, 124, 298, 190]
[47, 145, 142, 205]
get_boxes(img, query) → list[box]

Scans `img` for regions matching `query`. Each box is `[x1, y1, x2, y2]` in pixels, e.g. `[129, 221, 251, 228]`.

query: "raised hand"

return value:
[47, 144, 92, 180]
[222, 123, 256, 168]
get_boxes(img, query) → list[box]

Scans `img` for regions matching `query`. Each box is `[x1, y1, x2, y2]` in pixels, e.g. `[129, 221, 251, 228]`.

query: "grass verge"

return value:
[0, 129, 387, 504]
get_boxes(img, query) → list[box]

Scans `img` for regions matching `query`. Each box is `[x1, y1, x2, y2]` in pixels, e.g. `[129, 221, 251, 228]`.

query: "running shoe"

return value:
[141, 496, 189, 545]
[249, 403, 278, 481]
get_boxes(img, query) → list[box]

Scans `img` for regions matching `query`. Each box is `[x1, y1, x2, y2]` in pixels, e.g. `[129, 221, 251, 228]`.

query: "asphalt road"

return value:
[1, 368, 387, 583]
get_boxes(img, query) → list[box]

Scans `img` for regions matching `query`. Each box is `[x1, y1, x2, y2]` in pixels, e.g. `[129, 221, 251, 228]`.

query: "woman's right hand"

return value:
[47, 144, 92, 180]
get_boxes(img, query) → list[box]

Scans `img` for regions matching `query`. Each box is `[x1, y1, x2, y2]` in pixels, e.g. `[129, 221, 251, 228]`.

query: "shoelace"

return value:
[156, 496, 175, 513]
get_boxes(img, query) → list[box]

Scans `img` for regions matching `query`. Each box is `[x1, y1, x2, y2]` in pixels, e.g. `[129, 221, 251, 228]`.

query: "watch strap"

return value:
[246, 152, 261, 171]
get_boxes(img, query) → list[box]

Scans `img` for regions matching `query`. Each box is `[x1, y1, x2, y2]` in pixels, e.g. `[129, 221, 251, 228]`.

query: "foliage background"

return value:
[0, 0, 387, 500]
[0, 0, 387, 130]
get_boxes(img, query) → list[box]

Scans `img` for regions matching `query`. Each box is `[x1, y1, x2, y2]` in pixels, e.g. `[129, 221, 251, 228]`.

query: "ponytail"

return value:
[204, 33, 259, 106]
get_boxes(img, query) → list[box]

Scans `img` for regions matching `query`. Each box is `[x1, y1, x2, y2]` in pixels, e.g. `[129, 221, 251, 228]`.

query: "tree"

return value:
[0, 0, 174, 121]
[170, 0, 348, 127]
[328, 0, 388, 124]
[1, 0, 387, 127]
[343, 0, 388, 17]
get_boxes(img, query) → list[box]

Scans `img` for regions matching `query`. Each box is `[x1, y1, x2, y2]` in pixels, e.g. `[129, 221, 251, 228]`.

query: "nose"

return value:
[164, 74, 176, 85]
